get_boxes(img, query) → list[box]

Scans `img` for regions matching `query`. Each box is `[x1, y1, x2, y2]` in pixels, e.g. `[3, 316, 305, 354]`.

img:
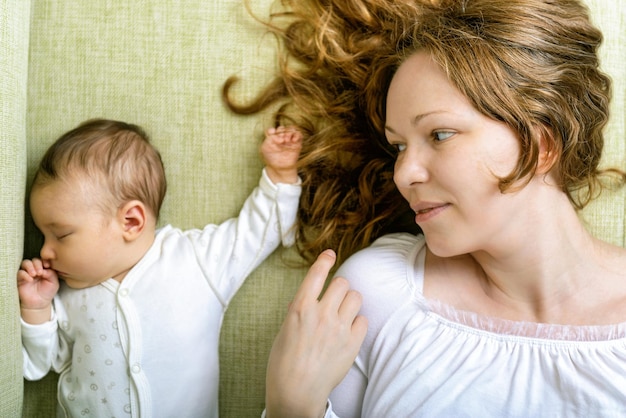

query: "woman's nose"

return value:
[393, 148, 429, 189]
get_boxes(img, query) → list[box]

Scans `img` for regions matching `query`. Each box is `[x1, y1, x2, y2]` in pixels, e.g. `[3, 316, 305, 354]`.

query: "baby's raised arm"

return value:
[261, 126, 302, 184]
[17, 258, 59, 324]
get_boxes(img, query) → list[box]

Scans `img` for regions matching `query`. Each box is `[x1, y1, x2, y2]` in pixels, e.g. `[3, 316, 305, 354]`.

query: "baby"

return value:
[18, 119, 302, 418]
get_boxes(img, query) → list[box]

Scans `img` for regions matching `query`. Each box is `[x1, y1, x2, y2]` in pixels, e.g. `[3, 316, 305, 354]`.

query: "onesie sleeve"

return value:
[262, 168, 302, 247]
[186, 168, 301, 304]
[22, 295, 73, 380]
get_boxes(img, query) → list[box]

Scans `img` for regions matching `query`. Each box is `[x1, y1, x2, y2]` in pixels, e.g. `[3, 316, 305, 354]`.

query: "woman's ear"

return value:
[535, 125, 560, 175]
[118, 200, 148, 242]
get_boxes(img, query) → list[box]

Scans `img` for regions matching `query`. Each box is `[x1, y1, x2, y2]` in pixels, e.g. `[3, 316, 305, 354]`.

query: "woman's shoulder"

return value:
[334, 232, 425, 302]
[333, 233, 427, 362]
[336, 232, 422, 273]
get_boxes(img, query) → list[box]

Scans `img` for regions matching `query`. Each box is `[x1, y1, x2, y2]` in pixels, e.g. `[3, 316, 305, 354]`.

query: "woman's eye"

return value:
[57, 232, 72, 240]
[392, 143, 407, 152]
[433, 131, 454, 142]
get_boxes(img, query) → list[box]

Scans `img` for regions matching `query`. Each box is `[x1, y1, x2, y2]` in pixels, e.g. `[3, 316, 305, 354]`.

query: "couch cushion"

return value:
[20, 0, 625, 417]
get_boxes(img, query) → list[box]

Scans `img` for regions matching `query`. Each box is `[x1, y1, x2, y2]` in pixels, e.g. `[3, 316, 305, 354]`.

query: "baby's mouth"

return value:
[54, 269, 68, 279]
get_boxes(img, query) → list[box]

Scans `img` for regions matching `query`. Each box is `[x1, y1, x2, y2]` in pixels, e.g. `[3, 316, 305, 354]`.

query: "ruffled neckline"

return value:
[423, 297, 626, 341]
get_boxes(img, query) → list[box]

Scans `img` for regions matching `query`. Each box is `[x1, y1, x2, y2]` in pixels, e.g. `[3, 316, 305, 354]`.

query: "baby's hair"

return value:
[224, 0, 625, 264]
[34, 119, 167, 219]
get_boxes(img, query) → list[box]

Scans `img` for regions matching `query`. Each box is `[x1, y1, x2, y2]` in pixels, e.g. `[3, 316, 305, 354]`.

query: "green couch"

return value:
[1, 0, 623, 417]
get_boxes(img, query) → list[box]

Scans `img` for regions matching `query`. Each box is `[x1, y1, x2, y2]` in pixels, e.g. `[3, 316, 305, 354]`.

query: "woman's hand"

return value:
[265, 250, 368, 418]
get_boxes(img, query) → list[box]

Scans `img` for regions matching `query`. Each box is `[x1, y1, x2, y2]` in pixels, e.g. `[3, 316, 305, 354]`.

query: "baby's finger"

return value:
[287, 134, 302, 146]
[20, 259, 37, 277]
[289, 128, 303, 141]
[274, 126, 288, 136]
[17, 268, 33, 285]
[40, 267, 58, 281]
[31, 258, 48, 276]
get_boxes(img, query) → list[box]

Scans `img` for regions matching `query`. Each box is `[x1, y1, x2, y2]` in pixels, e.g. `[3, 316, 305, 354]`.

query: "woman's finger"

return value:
[337, 288, 363, 323]
[291, 249, 337, 307]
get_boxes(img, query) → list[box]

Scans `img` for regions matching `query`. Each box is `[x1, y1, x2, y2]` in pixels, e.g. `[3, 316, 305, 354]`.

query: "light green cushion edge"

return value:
[0, 0, 29, 416]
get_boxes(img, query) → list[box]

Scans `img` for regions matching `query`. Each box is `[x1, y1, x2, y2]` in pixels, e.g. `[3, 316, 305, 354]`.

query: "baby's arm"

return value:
[17, 258, 60, 324]
[19, 258, 73, 380]
[192, 126, 302, 301]
[261, 126, 302, 184]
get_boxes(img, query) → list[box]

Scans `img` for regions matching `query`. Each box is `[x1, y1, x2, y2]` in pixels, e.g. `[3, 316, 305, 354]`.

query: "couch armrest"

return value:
[0, 0, 31, 415]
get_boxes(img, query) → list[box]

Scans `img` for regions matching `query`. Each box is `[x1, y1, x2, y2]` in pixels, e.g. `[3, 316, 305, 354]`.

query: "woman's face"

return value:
[385, 51, 526, 257]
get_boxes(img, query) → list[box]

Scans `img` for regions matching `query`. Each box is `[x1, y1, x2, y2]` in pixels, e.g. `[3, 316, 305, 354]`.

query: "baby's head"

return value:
[30, 119, 167, 287]
[33, 119, 167, 219]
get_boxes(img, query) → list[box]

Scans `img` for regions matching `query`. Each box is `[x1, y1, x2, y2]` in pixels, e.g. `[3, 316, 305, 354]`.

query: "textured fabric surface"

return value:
[0, 0, 29, 416]
[580, 0, 626, 246]
[6, 0, 624, 417]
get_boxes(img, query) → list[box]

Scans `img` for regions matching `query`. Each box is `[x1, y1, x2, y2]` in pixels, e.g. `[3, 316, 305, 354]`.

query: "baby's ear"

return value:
[118, 200, 147, 242]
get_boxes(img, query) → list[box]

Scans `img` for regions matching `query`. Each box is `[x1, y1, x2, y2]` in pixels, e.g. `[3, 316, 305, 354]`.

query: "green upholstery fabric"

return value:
[0, 0, 622, 417]
[581, 0, 626, 245]
[0, 0, 29, 416]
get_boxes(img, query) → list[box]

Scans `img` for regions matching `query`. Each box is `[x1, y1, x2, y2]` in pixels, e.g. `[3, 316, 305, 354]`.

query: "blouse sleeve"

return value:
[327, 233, 423, 417]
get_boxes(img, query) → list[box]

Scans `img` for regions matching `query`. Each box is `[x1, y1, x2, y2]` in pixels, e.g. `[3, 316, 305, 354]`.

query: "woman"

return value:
[227, 0, 626, 416]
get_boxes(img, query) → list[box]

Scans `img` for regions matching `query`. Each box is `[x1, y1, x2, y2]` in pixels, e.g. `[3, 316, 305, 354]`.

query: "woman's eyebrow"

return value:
[385, 110, 448, 134]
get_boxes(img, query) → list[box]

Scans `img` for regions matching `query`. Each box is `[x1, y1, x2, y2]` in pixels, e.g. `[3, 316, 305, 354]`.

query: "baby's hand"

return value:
[261, 126, 303, 184]
[17, 258, 60, 324]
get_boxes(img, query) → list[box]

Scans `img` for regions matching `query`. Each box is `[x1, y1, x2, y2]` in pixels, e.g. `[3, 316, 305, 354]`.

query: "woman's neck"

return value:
[424, 200, 626, 325]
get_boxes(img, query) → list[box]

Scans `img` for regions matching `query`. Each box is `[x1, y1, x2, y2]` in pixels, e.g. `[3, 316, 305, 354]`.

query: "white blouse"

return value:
[327, 233, 626, 417]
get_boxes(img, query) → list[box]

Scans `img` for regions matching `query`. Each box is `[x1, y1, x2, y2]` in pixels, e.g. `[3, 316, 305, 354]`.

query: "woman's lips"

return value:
[412, 203, 450, 223]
